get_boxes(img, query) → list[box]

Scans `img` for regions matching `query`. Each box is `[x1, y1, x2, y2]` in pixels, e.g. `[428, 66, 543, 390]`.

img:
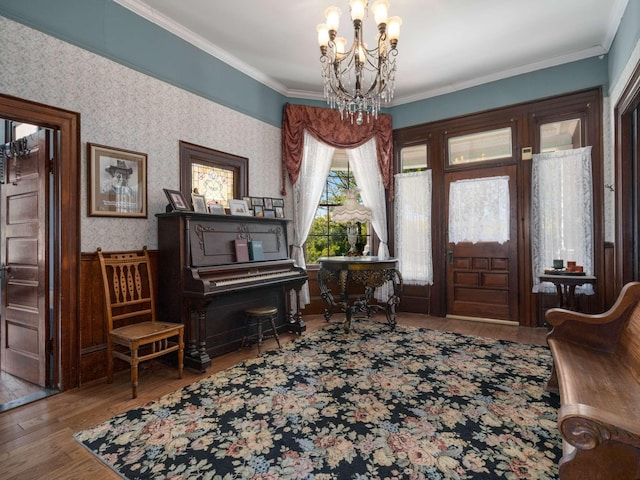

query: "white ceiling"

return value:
[115, 0, 628, 106]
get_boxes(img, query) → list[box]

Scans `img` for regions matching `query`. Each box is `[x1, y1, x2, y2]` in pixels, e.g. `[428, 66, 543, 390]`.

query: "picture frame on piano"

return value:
[191, 193, 207, 213]
[164, 188, 191, 212]
[208, 203, 226, 215]
[229, 199, 251, 216]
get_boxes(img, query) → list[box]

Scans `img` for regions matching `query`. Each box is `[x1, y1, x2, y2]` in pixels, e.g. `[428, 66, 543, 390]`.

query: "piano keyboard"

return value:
[212, 270, 303, 287]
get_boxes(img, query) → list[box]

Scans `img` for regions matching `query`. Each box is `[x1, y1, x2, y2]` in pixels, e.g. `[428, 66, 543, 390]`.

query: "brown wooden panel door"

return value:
[1, 130, 48, 386]
[445, 165, 518, 322]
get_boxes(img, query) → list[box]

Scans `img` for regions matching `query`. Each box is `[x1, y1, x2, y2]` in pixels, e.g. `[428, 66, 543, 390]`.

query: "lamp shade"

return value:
[332, 189, 371, 223]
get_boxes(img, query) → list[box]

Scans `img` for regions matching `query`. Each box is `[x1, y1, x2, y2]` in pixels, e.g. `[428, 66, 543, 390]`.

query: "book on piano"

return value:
[249, 240, 264, 261]
[234, 239, 249, 262]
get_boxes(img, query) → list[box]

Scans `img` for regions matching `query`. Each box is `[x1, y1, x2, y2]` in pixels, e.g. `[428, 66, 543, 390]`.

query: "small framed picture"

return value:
[251, 197, 264, 207]
[228, 199, 251, 216]
[253, 205, 264, 217]
[275, 206, 285, 218]
[163, 188, 191, 211]
[263, 197, 273, 209]
[272, 198, 284, 208]
[264, 209, 276, 218]
[191, 193, 207, 213]
[208, 203, 226, 215]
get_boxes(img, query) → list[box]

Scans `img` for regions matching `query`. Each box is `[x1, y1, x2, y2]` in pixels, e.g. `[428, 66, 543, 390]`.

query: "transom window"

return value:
[447, 127, 513, 165]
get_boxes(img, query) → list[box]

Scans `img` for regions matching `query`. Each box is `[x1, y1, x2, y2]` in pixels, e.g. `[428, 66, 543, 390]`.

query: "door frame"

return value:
[444, 164, 519, 322]
[615, 63, 640, 292]
[393, 88, 604, 326]
[0, 94, 80, 391]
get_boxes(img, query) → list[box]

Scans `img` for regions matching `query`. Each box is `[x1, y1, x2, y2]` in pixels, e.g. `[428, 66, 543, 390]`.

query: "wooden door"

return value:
[1, 130, 49, 386]
[445, 165, 518, 322]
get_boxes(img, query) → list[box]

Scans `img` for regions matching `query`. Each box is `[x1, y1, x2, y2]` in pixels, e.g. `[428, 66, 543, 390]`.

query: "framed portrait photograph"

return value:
[264, 209, 276, 218]
[251, 197, 264, 207]
[208, 203, 226, 215]
[88, 143, 147, 217]
[229, 199, 251, 216]
[191, 193, 207, 213]
[253, 205, 264, 217]
[272, 197, 284, 208]
[263, 197, 273, 209]
[275, 206, 285, 218]
[163, 188, 191, 211]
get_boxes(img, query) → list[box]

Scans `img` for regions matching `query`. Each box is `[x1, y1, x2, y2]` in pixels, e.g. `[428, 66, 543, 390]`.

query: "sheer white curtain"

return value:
[531, 146, 594, 294]
[347, 137, 390, 259]
[448, 176, 510, 244]
[292, 131, 334, 307]
[394, 170, 433, 285]
[347, 137, 391, 300]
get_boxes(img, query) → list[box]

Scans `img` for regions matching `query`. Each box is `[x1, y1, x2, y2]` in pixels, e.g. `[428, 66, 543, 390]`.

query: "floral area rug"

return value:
[74, 322, 561, 479]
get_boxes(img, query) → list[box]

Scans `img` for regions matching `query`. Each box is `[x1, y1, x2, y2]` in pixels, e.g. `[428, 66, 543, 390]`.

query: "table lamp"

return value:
[332, 189, 371, 256]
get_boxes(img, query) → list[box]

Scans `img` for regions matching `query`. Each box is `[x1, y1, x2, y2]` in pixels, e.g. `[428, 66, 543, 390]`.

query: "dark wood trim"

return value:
[615, 62, 640, 293]
[0, 93, 81, 390]
[393, 88, 603, 326]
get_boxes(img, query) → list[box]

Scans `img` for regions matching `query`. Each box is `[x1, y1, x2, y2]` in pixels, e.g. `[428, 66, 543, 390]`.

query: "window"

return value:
[540, 119, 581, 152]
[179, 141, 247, 208]
[400, 144, 428, 172]
[304, 151, 370, 264]
[447, 127, 513, 165]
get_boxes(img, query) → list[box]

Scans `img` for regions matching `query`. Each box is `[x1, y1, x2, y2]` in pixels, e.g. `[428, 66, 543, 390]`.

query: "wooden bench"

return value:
[546, 281, 640, 479]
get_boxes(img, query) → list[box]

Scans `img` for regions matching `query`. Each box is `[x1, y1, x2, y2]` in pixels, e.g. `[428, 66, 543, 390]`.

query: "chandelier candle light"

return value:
[317, 0, 402, 125]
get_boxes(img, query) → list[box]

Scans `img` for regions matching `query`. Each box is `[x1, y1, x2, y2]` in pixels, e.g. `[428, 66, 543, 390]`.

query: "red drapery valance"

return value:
[281, 103, 394, 198]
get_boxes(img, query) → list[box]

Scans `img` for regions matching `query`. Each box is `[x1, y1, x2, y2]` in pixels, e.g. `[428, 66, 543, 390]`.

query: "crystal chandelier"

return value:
[316, 0, 402, 125]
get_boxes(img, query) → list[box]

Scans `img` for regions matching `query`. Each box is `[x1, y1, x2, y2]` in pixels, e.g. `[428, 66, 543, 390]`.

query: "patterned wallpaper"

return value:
[0, 16, 288, 252]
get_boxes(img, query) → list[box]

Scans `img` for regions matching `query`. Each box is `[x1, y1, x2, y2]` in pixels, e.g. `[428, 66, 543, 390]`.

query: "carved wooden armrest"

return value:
[546, 282, 640, 347]
[559, 404, 640, 450]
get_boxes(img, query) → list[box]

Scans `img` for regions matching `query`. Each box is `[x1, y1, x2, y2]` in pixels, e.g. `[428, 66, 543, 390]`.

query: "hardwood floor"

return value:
[0, 313, 549, 480]
[0, 372, 57, 412]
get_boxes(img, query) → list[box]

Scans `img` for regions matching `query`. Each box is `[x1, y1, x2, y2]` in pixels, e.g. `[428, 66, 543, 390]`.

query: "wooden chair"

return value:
[97, 246, 184, 399]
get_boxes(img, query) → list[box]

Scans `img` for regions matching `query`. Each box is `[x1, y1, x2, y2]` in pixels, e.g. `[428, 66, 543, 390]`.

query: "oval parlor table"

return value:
[317, 256, 403, 332]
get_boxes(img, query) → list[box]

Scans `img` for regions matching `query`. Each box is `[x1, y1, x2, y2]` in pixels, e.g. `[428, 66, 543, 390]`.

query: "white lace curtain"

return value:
[347, 137, 392, 301]
[291, 131, 334, 307]
[448, 176, 510, 244]
[531, 146, 594, 294]
[394, 170, 433, 285]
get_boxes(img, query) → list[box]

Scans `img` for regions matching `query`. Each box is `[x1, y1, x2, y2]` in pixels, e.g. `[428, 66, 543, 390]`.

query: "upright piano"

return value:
[156, 211, 307, 371]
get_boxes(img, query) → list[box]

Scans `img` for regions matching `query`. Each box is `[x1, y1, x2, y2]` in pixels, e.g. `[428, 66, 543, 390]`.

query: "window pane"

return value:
[540, 119, 581, 152]
[13, 122, 38, 139]
[401, 144, 427, 172]
[448, 127, 512, 165]
[192, 163, 234, 207]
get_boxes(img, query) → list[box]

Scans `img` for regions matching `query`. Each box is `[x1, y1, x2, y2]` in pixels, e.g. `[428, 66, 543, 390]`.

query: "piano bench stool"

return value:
[240, 306, 281, 356]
